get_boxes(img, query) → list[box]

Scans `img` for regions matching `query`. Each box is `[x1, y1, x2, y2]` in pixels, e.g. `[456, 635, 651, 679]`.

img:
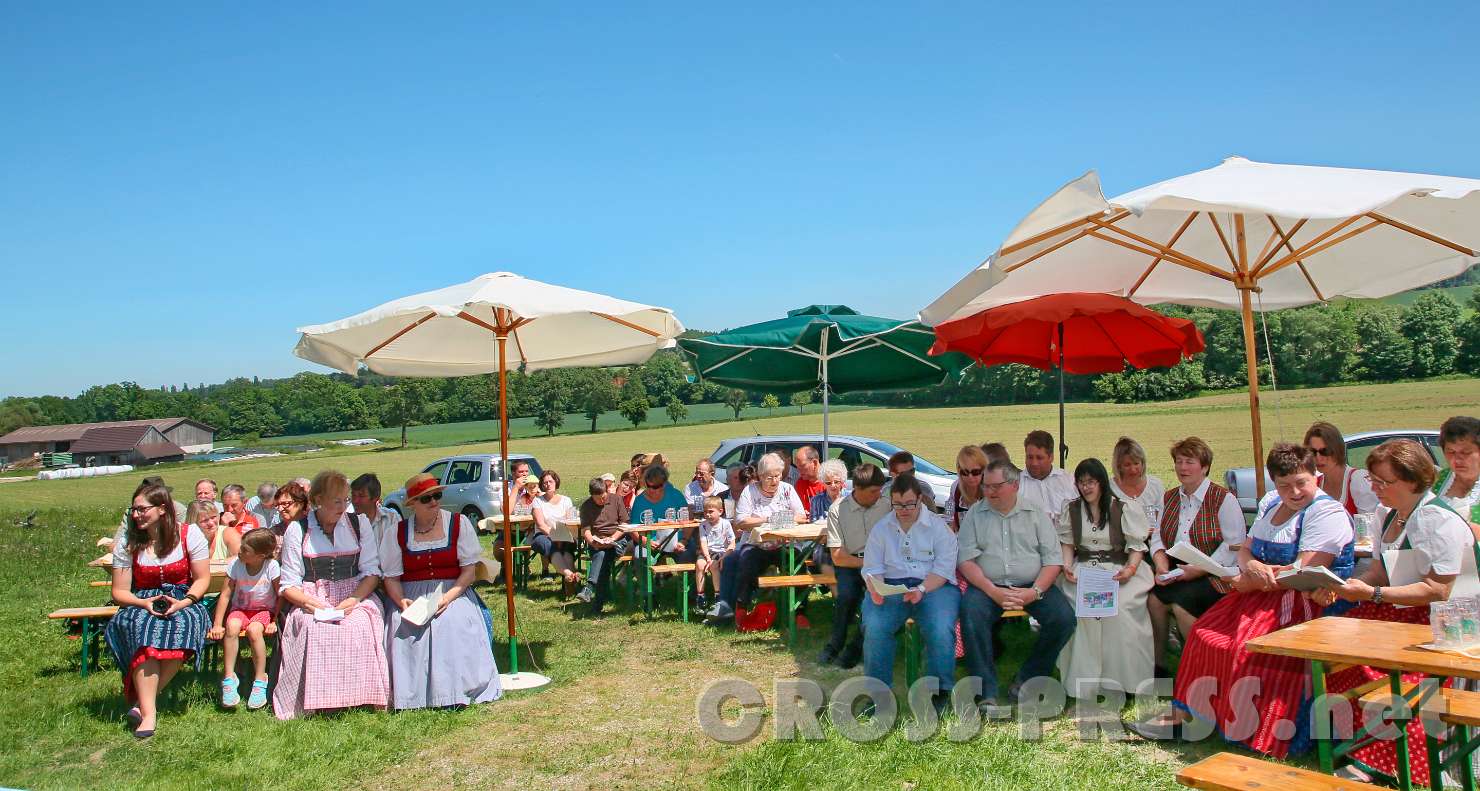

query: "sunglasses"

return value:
[417, 491, 444, 504]
[645, 483, 665, 491]
[1306, 445, 1334, 457]
[958, 467, 983, 477]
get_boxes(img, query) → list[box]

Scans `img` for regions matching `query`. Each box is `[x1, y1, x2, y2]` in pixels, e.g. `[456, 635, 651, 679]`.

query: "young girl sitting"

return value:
[208, 528, 280, 709]
[696, 496, 735, 610]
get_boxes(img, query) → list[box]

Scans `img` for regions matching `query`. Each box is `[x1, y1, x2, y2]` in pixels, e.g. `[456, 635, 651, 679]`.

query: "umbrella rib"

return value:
[1083, 314, 1134, 370]
[1086, 217, 1226, 275]
[998, 210, 1127, 257]
[1365, 212, 1478, 256]
[366, 311, 439, 359]
[592, 312, 663, 337]
[871, 337, 942, 371]
[1086, 229, 1233, 281]
[1205, 213, 1238, 268]
[1266, 217, 1326, 302]
[1252, 215, 1366, 277]
[1253, 218, 1307, 270]
[1258, 219, 1382, 280]
[703, 348, 757, 376]
[1128, 211, 1200, 298]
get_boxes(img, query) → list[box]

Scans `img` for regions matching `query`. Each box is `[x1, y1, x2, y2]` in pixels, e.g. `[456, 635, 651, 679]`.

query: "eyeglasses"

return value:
[1306, 445, 1334, 457]
[417, 492, 444, 504]
[128, 504, 158, 514]
[957, 468, 982, 477]
[983, 481, 1013, 493]
[1368, 474, 1395, 489]
[891, 501, 920, 511]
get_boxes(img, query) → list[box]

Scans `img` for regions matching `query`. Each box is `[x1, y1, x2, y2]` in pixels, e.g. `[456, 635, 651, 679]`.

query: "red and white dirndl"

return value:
[273, 546, 390, 719]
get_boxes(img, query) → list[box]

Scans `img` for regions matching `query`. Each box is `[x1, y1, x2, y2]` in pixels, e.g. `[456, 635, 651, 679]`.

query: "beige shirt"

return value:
[1055, 496, 1151, 553]
[957, 497, 1061, 586]
[826, 494, 891, 556]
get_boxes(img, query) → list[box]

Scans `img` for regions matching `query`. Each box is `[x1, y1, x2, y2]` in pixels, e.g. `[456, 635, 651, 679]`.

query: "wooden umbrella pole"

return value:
[1057, 323, 1067, 469]
[1234, 216, 1266, 499]
[497, 330, 518, 674]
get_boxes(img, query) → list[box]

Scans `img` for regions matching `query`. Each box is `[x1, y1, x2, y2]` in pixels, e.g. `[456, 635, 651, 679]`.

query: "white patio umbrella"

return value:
[921, 157, 1480, 494]
[295, 271, 685, 689]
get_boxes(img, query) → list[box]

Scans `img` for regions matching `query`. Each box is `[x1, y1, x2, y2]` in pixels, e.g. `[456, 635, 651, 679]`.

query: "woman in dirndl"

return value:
[273, 470, 390, 719]
[1131, 443, 1355, 756]
[1435, 415, 1480, 530]
[1057, 457, 1155, 700]
[105, 481, 212, 739]
[380, 473, 501, 710]
[1312, 439, 1476, 784]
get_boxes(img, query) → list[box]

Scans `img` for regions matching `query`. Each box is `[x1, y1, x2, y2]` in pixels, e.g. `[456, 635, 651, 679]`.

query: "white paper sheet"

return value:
[313, 608, 345, 623]
[1167, 542, 1238, 578]
[401, 584, 444, 627]
[1074, 566, 1119, 618]
[866, 575, 911, 597]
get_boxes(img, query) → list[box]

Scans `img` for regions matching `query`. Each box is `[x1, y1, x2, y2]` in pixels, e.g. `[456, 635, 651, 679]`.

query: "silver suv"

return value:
[707, 434, 956, 510]
[1224, 429, 1441, 513]
[383, 453, 543, 529]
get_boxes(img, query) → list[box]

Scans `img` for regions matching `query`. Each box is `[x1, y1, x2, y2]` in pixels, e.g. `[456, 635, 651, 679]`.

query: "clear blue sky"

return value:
[4, 2, 1479, 397]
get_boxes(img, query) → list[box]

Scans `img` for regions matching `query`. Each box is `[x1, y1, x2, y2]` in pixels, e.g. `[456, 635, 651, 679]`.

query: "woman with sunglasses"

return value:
[274, 470, 389, 719]
[1309, 439, 1474, 784]
[105, 481, 212, 738]
[379, 472, 501, 710]
[1304, 421, 1379, 516]
[949, 446, 989, 532]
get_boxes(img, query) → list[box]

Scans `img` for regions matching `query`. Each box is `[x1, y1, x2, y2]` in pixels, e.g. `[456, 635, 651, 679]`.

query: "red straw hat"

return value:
[404, 473, 447, 501]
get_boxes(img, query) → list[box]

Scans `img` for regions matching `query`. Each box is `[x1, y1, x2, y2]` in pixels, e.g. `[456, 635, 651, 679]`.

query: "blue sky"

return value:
[4, 2, 1479, 397]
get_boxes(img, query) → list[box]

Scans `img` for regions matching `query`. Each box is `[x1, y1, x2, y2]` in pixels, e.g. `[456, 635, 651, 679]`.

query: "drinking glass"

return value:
[664, 507, 676, 522]
[1462, 598, 1480, 645]
[642, 510, 654, 526]
[1353, 513, 1373, 545]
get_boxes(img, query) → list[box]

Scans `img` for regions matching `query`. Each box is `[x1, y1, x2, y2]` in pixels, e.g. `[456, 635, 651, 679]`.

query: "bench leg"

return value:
[679, 573, 689, 623]
[1311, 659, 1333, 774]
[904, 621, 920, 688]
[643, 557, 654, 617]
[1392, 671, 1414, 791]
[80, 618, 92, 679]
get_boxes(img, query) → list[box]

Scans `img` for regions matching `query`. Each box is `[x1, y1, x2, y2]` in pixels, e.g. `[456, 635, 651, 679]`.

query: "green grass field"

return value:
[0, 378, 1473, 789]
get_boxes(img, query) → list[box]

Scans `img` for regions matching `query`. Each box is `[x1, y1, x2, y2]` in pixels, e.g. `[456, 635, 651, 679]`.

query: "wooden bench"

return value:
[1177, 751, 1384, 790]
[758, 572, 837, 589]
[47, 606, 120, 678]
[1357, 682, 1480, 726]
[651, 563, 699, 622]
[901, 610, 1026, 685]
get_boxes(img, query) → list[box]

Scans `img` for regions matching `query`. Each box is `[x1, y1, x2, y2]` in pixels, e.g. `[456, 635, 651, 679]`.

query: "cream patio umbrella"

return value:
[294, 272, 685, 689]
[920, 157, 1480, 495]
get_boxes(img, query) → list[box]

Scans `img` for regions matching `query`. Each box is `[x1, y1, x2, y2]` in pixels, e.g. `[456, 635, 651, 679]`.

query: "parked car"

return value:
[383, 453, 543, 529]
[1224, 429, 1442, 513]
[707, 434, 957, 510]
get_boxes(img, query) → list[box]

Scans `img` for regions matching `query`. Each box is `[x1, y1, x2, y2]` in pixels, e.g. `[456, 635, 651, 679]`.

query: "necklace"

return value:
[413, 515, 437, 535]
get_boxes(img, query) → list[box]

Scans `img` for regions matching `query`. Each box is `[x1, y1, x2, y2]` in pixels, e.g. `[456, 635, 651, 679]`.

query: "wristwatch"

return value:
[1372, 586, 1384, 604]
[1030, 585, 1044, 601]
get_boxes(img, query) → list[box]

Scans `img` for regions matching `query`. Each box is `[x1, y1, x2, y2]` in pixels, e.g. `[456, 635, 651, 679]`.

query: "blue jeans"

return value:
[585, 537, 632, 609]
[959, 583, 1075, 701]
[861, 579, 961, 691]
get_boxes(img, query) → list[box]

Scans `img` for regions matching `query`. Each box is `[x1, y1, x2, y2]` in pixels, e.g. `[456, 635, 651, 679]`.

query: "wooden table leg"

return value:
[1393, 670, 1413, 791]
[1311, 659, 1333, 774]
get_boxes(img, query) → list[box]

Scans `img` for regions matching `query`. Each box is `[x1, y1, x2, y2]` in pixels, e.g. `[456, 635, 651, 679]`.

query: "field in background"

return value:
[3, 378, 1471, 512]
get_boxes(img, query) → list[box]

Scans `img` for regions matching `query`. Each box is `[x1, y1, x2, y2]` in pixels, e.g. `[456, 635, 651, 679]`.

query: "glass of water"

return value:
[1353, 513, 1373, 545]
[1462, 598, 1480, 646]
[664, 507, 676, 522]
[642, 510, 654, 526]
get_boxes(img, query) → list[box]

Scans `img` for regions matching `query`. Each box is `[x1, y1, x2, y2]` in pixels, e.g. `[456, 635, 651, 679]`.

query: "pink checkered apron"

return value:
[273, 527, 390, 720]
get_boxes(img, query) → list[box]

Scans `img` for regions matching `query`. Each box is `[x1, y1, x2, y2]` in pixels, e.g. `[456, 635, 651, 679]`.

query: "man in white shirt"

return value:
[1017, 430, 1077, 524]
[685, 459, 727, 509]
[350, 474, 400, 545]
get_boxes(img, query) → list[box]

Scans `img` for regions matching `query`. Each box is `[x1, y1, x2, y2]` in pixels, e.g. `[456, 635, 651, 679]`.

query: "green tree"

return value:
[1401, 291, 1464, 377]
[761, 393, 780, 415]
[665, 397, 688, 424]
[723, 388, 749, 419]
[0, 399, 45, 435]
[1457, 289, 1480, 375]
[1351, 304, 1414, 381]
[617, 371, 649, 428]
[529, 371, 568, 436]
[638, 352, 690, 405]
[382, 378, 434, 448]
[224, 390, 285, 438]
[790, 391, 813, 413]
[574, 371, 619, 432]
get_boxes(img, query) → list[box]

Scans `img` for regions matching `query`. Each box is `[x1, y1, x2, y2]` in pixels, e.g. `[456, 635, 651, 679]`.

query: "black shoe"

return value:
[1126, 716, 1186, 741]
[1154, 664, 1172, 679]
[817, 645, 840, 666]
[836, 644, 862, 669]
[931, 693, 951, 718]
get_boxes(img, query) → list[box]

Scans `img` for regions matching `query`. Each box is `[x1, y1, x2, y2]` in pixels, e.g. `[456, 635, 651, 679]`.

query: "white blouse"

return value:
[1111, 475, 1166, 527]
[533, 494, 574, 527]
[278, 511, 381, 589]
[377, 511, 483, 578]
[111, 523, 208, 568]
[1375, 491, 1475, 577]
[1248, 492, 1353, 556]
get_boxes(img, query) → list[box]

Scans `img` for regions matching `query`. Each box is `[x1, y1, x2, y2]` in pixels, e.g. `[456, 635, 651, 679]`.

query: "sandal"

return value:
[125, 706, 142, 727]
[221, 675, 241, 708]
[247, 679, 269, 710]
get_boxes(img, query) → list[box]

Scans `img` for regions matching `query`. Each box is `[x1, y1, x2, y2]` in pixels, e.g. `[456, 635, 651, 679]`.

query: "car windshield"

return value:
[864, 440, 951, 476]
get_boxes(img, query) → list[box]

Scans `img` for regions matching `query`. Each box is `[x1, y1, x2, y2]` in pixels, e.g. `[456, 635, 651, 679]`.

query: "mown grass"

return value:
[1, 378, 1474, 788]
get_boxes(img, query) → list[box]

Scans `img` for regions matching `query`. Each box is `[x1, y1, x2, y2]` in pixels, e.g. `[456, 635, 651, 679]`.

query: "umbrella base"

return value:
[499, 671, 552, 691]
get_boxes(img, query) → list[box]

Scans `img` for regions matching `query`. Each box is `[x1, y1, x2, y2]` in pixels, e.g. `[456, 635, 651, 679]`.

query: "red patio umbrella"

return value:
[929, 292, 1205, 466]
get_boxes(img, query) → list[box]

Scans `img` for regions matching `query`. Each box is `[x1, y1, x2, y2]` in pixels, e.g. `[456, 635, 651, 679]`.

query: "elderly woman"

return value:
[1109, 436, 1165, 527]
[529, 469, 580, 592]
[808, 460, 848, 522]
[188, 498, 232, 561]
[1147, 436, 1245, 676]
[1304, 421, 1378, 516]
[1306, 439, 1476, 784]
[705, 452, 806, 624]
[1132, 444, 1355, 756]
[272, 481, 308, 538]
[105, 482, 211, 738]
[1057, 457, 1154, 700]
[379, 473, 501, 710]
[273, 470, 389, 719]
[1435, 415, 1480, 529]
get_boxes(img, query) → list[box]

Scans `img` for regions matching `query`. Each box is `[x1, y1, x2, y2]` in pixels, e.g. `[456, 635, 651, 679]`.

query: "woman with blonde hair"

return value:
[187, 499, 232, 561]
[273, 470, 389, 719]
[1109, 436, 1165, 527]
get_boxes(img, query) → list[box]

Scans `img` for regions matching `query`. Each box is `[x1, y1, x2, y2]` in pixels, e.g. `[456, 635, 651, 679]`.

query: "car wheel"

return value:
[463, 505, 485, 531]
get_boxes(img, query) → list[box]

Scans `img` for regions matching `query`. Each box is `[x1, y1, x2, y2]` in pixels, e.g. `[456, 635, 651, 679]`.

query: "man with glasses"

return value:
[818, 463, 890, 668]
[685, 459, 727, 511]
[957, 460, 1074, 707]
[860, 473, 960, 714]
[887, 451, 939, 513]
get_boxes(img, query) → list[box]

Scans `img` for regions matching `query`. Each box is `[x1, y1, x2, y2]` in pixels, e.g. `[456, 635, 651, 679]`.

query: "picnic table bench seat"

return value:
[758, 572, 836, 588]
[47, 606, 119, 678]
[1177, 751, 1383, 790]
[1358, 681, 1480, 727]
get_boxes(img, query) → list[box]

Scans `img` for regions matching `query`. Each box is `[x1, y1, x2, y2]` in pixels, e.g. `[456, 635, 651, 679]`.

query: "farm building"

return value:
[0, 418, 215, 466]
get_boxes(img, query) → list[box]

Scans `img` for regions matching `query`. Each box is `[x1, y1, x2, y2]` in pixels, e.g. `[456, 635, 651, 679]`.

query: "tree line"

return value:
[2, 287, 1477, 441]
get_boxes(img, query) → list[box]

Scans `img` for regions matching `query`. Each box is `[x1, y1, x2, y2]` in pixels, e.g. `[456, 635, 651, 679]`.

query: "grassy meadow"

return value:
[0, 378, 1473, 789]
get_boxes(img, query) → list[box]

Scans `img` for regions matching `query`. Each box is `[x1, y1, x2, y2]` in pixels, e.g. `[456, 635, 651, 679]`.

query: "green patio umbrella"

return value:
[677, 305, 970, 453]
